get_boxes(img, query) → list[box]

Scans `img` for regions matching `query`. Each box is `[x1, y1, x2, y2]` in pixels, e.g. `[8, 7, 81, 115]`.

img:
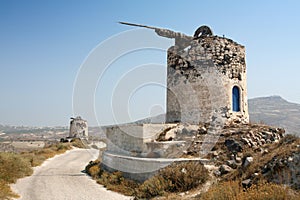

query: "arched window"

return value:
[232, 86, 240, 112]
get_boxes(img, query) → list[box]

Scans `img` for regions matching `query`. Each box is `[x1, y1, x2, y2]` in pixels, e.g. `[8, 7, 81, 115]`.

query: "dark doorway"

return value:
[232, 86, 240, 112]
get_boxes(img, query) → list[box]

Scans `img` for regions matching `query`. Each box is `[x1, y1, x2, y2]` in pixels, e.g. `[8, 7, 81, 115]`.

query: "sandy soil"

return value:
[11, 148, 131, 200]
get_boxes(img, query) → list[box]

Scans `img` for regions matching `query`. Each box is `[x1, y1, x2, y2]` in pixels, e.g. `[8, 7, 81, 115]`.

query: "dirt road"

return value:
[12, 148, 131, 200]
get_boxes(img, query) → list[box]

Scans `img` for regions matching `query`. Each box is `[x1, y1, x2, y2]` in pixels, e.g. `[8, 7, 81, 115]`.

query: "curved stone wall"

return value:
[166, 35, 249, 124]
[101, 151, 208, 182]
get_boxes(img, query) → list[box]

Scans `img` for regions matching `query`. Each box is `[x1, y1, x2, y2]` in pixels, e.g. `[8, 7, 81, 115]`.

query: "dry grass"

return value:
[136, 175, 166, 198]
[20, 142, 72, 167]
[85, 159, 102, 178]
[97, 171, 138, 196]
[0, 152, 33, 183]
[0, 180, 19, 200]
[85, 160, 209, 199]
[136, 161, 209, 198]
[224, 134, 300, 183]
[71, 138, 88, 149]
[0, 153, 33, 199]
[163, 161, 208, 192]
[85, 160, 137, 196]
[199, 181, 299, 200]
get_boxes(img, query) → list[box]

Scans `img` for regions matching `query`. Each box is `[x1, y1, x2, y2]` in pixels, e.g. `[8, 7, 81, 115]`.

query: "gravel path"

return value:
[11, 148, 131, 200]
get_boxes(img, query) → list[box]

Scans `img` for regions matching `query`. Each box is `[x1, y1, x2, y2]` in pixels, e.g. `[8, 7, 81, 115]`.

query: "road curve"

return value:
[11, 148, 131, 200]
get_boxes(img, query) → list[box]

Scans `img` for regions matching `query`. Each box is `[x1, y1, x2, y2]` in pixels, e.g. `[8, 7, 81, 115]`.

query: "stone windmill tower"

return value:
[120, 22, 249, 125]
[164, 26, 249, 125]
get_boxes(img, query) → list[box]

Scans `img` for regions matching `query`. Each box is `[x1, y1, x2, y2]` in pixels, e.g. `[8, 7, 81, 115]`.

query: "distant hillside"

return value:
[134, 96, 300, 136]
[134, 114, 166, 124]
[248, 96, 300, 135]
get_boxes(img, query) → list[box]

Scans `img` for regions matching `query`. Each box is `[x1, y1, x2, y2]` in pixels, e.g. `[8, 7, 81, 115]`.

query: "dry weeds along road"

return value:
[12, 148, 131, 200]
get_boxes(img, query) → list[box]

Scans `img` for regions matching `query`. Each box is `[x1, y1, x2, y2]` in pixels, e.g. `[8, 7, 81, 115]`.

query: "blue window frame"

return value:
[232, 86, 240, 112]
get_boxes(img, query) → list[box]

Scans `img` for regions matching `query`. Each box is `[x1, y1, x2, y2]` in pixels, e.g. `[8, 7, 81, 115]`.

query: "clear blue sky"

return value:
[1, 0, 300, 126]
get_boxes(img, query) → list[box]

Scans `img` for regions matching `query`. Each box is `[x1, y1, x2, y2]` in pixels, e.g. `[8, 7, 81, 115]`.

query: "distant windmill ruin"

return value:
[69, 116, 88, 139]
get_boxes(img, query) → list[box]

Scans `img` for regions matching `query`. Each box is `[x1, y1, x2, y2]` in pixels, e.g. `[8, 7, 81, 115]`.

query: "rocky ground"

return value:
[156, 122, 300, 191]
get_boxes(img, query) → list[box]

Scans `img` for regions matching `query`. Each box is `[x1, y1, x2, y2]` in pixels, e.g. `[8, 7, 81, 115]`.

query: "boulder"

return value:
[199, 126, 207, 134]
[235, 156, 242, 163]
[288, 157, 293, 162]
[226, 160, 237, 169]
[262, 131, 273, 140]
[219, 164, 233, 174]
[225, 139, 243, 152]
[243, 156, 253, 167]
[214, 170, 221, 176]
[241, 137, 250, 145]
[181, 124, 199, 135]
[164, 129, 176, 140]
[212, 151, 219, 157]
[242, 179, 252, 187]
[262, 149, 269, 155]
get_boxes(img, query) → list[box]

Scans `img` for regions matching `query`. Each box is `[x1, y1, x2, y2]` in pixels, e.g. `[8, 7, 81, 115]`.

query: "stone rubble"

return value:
[243, 156, 253, 168]
[219, 164, 233, 175]
[262, 151, 300, 190]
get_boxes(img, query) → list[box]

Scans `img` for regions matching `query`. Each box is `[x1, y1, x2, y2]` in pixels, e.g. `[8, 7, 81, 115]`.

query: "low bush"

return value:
[99, 171, 137, 195]
[136, 175, 167, 198]
[85, 160, 137, 195]
[159, 161, 209, 192]
[199, 181, 243, 200]
[71, 138, 87, 149]
[136, 161, 209, 198]
[85, 160, 209, 198]
[85, 160, 102, 178]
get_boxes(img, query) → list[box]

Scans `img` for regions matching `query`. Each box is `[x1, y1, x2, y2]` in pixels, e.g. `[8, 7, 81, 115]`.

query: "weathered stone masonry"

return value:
[166, 28, 249, 124]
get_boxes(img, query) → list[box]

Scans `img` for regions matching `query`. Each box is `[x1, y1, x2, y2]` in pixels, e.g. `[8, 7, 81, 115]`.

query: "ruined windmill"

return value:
[69, 116, 88, 139]
[119, 22, 249, 124]
[101, 22, 249, 182]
